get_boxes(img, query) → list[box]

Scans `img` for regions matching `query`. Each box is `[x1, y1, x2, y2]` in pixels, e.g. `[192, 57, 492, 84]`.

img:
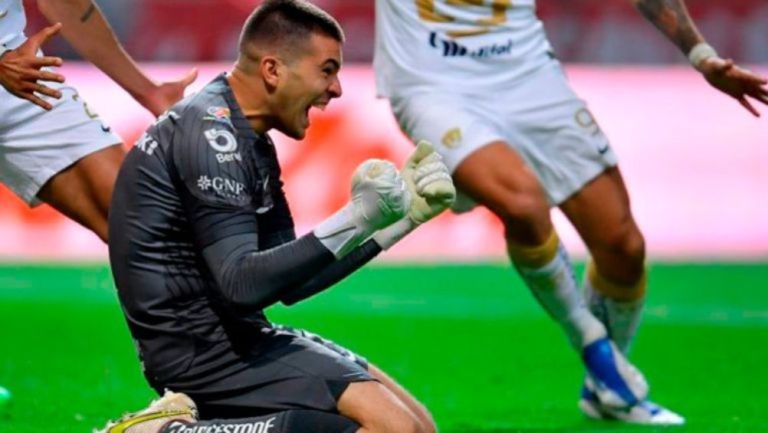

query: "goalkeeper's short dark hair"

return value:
[239, 0, 345, 58]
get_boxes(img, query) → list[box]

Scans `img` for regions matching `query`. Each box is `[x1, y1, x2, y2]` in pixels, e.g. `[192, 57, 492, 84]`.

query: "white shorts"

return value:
[390, 60, 618, 211]
[0, 77, 121, 206]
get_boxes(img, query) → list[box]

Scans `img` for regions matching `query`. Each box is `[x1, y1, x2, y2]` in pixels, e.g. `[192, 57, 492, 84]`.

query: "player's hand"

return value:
[697, 56, 768, 117]
[139, 68, 198, 117]
[0, 23, 65, 110]
[315, 159, 408, 257]
[350, 159, 410, 232]
[401, 140, 456, 225]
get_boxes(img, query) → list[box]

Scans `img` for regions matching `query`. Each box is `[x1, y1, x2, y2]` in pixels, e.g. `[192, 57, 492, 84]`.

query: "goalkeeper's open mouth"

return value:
[311, 99, 330, 112]
[303, 99, 330, 127]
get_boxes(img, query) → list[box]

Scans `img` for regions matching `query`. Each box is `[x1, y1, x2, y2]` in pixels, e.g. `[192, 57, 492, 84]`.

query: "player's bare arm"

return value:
[35, 0, 198, 116]
[631, 0, 768, 116]
[0, 23, 65, 110]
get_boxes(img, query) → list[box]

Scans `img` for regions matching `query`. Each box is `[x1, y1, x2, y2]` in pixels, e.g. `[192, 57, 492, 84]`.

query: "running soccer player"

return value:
[0, 0, 196, 240]
[0, 0, 195, 404]
[106, 1, 454, 432]
[374, 0, 767, 425]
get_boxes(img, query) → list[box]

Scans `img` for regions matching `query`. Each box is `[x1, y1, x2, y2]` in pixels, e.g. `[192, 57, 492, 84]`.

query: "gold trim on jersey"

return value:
[416, 0, 512, 38]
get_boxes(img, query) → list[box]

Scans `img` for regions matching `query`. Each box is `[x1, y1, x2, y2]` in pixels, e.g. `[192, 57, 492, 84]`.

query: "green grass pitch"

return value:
[0, 262, 766, 433]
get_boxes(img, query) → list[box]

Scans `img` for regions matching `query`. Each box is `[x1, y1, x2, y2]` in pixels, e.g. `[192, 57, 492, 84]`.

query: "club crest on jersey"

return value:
[441, 127, 462, 149]
[204, 106, 234, 127]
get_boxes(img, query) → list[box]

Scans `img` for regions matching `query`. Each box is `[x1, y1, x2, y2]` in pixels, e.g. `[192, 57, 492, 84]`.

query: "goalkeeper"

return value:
[107, 1, 453, 433]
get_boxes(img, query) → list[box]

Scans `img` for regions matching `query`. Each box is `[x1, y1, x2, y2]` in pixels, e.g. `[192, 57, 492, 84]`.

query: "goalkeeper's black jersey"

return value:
[109, 74, 381, 387]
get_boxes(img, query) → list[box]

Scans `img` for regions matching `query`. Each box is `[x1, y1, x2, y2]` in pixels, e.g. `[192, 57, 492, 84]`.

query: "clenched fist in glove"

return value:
[315, 159, 409, 258]
[374, 140, 456, 249]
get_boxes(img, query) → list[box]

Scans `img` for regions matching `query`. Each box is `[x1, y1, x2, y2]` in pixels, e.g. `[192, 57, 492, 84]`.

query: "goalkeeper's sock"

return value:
[584, 259, 646, 354]
[162, 410, 359, 433]
[508, 231, 606, 350]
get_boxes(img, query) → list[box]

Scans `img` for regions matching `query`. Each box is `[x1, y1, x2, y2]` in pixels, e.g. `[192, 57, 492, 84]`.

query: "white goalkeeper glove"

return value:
[373, 141, 456, 249]
[315, 159, 410, 258]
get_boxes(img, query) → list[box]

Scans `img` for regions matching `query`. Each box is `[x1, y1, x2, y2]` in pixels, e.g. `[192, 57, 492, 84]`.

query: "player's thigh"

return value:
[37, 143, 125, 213]
[0, 82, 123, 240]
[183, 325, 376, 419]
[390, 91, 549, 229]
[453, 141, 550, 225]
[367, 363, 435, 433]
[505, 60, 619, 207]
[559, 167, 645, 281]
[272, 326, 429, 433]
[338, 380, 426, 433]
[37, 143, 125, 242]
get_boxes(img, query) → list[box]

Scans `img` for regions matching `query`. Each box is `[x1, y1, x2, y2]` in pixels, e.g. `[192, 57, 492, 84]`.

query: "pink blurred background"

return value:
[1, 64, 765, 261]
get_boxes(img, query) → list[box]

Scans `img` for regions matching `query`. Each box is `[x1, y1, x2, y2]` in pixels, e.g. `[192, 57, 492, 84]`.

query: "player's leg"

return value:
[557, 167, 683, 424]
[338, 381, 430, 433]
[367, 363, 435, 433]
[558, 166, 645, 354]
[270, 326, 434, 433]
[453, 141, 607, 350]
[0, 82, 124, 242]
[37, 143, 125, 242]
[453, 143, 649, 409]
[389, 91, 606, 352]
[96, 391, 360, 433]
[156, 325, 429, 433]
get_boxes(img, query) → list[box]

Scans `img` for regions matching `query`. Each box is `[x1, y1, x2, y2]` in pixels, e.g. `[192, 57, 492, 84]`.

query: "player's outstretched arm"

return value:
[630, 0, 768, 116]
[0, 23, 65, 110]
[35, 0, 197, 116]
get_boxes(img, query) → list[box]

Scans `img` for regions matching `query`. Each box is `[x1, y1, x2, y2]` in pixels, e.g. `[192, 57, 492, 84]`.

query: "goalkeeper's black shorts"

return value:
[149, 324, 373, 419]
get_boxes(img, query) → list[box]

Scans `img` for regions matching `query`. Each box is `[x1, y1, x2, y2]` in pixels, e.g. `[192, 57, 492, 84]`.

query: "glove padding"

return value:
[402, 140, 456, 224]
[372, 141, 456, 250]
[351, 159, 410, 230]
[315, 159, 409, 258]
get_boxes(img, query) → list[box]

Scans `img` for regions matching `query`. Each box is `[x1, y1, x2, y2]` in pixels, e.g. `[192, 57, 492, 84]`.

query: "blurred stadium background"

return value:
[1, 1, 766, 432]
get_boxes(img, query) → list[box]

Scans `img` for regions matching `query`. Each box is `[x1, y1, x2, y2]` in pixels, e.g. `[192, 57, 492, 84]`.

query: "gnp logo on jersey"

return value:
[197, 175, 246, 198]
[163, 417, 277, 433]
[428, 32, 513, 59]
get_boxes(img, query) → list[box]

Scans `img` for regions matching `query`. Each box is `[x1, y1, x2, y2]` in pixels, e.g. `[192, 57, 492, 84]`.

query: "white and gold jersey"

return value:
[374, 0, 553, 97]
[0, 0, 26, 52]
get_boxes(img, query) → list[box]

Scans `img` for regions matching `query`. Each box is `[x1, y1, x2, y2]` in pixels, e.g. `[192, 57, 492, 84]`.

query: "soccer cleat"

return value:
[95, 391, 198, 433]
[579, 385, 685, 425]
[581, 338, 648, 408]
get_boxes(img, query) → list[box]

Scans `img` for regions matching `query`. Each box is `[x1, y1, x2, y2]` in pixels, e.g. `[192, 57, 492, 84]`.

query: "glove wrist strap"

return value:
[372, 217, 419, 250]
[314, 204, 370, 258]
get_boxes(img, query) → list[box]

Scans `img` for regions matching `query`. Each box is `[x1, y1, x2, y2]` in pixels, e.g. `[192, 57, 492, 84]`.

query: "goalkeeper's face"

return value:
[274, 32, 342, 139]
